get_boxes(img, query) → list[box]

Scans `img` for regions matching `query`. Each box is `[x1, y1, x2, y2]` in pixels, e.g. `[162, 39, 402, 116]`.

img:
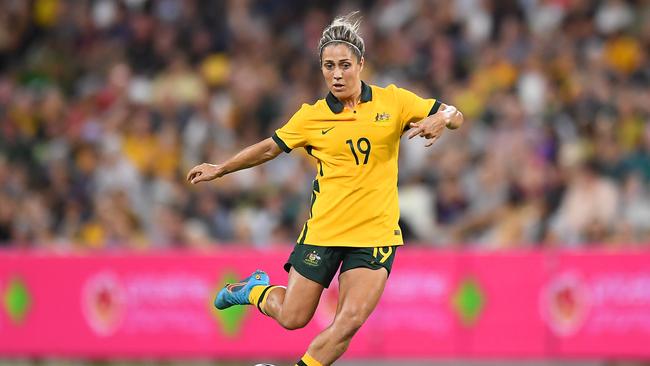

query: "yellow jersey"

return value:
[273, 82, 439, 247]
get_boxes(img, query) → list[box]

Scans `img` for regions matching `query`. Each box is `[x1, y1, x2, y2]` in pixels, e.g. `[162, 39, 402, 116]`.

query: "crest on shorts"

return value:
[375, 112, 390, 122]
[303, 250, 322, 266]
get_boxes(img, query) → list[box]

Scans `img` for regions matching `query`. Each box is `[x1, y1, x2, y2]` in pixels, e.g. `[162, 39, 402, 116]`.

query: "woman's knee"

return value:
[334, 308, 367, 338]
[278, 310, 313, 330]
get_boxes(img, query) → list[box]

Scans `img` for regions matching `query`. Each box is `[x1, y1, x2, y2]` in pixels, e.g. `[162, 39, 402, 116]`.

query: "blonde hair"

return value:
[318, 11, 365, 62]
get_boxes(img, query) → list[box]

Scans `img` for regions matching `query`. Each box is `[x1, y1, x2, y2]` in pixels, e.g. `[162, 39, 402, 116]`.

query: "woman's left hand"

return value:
[408, 113, 447, 147]
[407, 105, 460, 147]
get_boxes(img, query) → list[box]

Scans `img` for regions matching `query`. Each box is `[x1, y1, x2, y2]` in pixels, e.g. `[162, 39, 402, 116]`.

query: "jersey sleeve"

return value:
[395, 86, 441, 132]
[272, 105, 308, 153]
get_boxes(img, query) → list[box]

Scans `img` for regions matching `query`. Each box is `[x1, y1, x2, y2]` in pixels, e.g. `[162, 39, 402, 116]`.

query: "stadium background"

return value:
[0, 0, 649, 365]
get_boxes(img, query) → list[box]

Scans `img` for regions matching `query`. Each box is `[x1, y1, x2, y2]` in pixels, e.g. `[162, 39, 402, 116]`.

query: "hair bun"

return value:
[318, 11, 365, 61]
[327, 11, 362, 34]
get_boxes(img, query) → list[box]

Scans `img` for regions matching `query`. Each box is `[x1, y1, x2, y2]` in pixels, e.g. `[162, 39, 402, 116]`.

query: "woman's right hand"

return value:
[187, 163, 223, 184]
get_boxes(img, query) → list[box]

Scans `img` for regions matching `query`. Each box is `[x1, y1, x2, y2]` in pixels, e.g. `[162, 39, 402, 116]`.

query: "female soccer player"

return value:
[187, 12, 463, 366]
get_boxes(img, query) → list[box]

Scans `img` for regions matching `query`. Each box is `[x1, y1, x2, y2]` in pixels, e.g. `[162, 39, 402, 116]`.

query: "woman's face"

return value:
[321, 44, 364, 101]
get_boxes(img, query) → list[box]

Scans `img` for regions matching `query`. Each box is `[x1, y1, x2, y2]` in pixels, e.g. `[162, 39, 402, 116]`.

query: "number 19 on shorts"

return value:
[373, 246, 393, 263]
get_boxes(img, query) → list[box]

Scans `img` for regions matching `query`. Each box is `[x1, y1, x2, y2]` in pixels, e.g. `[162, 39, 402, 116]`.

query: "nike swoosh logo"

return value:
[321, 127, 335, 135]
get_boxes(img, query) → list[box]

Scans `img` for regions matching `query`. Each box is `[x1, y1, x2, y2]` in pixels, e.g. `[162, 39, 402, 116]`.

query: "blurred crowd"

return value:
[0, 0, 649, 250]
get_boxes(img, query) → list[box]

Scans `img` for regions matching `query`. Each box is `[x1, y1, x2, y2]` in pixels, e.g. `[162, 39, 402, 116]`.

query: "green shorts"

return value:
[283, 243, 398, 288]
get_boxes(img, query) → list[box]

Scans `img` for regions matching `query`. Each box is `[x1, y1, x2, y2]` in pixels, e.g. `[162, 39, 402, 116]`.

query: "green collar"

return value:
[325, 81, 372, 114]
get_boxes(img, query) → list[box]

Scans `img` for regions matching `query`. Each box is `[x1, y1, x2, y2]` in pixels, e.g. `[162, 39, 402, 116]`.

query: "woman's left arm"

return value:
[407, 103, 464, 147]
[441, 104, 464, 130]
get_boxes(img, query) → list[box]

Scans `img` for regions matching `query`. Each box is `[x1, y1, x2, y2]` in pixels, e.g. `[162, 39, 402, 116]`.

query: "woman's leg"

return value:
[263, 267, 325, 330]
[303, 267, 388, 365]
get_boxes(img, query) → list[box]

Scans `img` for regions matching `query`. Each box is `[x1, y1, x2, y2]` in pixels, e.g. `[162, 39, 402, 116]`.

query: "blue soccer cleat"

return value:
[214, 270, 270, 310]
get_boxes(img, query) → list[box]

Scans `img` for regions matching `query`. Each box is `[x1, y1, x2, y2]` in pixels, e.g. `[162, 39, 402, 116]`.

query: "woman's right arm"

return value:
[187, 137, 283, 184]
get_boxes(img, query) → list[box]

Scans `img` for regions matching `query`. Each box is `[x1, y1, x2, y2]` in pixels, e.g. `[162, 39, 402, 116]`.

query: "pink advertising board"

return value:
[0, 248, 649, 360]
[0, 249, 324, 359]
[458, 252, 547, 358]
[540, 252, 650, 358]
